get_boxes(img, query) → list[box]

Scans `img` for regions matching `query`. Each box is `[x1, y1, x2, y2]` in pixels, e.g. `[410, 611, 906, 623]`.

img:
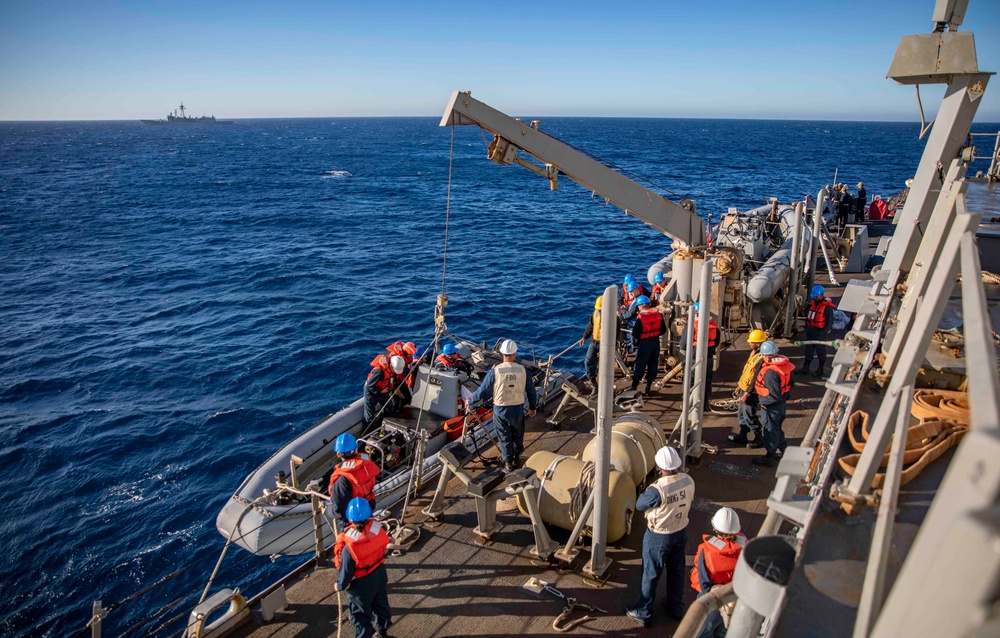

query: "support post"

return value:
[585, 284, 618, 578]
[678, 302, 695, 462]
[311, 492, 325, 566]
[806, 189, 826, 297]
[688, 258, 714, 463]
[784, 202, 805, 338]
[91, 601, 103, 638]
[852, 384, 912, 638]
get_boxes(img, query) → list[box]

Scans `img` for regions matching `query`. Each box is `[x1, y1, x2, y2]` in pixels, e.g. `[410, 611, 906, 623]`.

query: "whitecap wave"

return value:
[321, 170, 352, 179]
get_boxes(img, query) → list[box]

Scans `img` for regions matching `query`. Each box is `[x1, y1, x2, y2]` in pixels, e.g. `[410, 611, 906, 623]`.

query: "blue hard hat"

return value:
[626, 281, 638, 292]
[693, 302, 700, 312]
[334, 433, 358, 454]
[635, 295, 651, 306]
[414, 346, 425, 358]
[654, 272, 664, 284]
[441, 344, 458, 355]
[811, 285, 826, 298]
[346, 497, 373, 523]
[760, 341, 779, 356]
[624, 274, 636, 284]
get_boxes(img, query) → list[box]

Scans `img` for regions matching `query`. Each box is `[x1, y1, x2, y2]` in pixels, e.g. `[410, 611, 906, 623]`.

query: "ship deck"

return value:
[229, 220, 971, 638]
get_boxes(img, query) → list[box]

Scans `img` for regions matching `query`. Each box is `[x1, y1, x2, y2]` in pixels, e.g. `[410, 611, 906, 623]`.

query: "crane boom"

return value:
[440, 91, 706, 248]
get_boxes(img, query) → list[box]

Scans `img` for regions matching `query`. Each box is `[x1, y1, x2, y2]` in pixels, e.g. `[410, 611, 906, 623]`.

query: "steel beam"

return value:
[880, 74, 990, 282]
[440, 91, 706, 247]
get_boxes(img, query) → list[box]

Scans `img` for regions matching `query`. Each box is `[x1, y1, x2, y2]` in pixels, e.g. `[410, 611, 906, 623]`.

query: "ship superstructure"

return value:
[140, 102, 232, 125]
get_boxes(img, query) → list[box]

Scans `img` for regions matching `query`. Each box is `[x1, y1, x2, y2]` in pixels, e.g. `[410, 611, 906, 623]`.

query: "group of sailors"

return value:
[828, 181, 868, 233]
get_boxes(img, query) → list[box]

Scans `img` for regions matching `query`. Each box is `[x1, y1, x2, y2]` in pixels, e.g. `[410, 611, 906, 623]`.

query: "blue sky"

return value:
[1, 0, 998, 121]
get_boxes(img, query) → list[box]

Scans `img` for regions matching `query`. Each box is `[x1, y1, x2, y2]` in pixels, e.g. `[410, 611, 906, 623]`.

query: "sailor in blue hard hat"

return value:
[328, 433, 380, 532]
[467, 339, 538, 472]
[334, 497, 393, 638]
[751, 341, 795, 467]
[433, 343, 473, 374]
[799, 285, 836, 378]
[631, 295, 666, 395]
[651, 271, 668, 304]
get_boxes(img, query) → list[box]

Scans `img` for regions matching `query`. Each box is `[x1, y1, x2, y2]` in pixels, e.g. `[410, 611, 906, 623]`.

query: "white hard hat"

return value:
[389, 355, 405, 374]
[499, 339, 518, 355]
[654, 446, 682, 471]
[711, 507, 741, 534]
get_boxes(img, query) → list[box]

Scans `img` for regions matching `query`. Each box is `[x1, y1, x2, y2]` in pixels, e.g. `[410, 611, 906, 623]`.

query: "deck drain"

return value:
[707, 460, 758, 479]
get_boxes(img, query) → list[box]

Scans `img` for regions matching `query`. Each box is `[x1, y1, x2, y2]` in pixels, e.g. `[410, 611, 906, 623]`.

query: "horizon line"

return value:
[4, 114, 1000, 125]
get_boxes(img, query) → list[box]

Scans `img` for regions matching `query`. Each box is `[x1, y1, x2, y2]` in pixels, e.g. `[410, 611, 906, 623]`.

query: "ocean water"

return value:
[1, 115, 996, 637]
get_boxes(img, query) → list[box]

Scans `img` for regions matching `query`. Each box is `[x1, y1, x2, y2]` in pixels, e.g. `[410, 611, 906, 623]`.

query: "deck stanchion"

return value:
[783, 202, 804, 338]
[310, 492, 325, 566]
[584, 284, 617, 579]
[688, 257, 714, 463]
[806, 189, 826, 297]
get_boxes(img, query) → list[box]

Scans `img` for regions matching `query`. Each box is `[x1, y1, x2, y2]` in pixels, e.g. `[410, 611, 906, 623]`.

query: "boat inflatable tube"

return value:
[746, 236, 794, 303]
[520, 450, 636, 543]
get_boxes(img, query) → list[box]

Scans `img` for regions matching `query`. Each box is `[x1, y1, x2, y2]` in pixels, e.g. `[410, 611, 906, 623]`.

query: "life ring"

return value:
[186, 589, 248, 638]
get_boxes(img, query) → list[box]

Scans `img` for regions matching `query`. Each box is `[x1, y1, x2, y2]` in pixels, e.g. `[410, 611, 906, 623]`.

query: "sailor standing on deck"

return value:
[799, 286, 836, 378]
[727, 329, 767, 448]
[363, 354, 408, 428]
[751, 341, 795, 468]
[631, 296, 666, 395]
[690, 508, 747, 638]
[626, 446, 693, 628]
[651, 271, 668, 305]
[335, 497, 393, 638]
[579, 296, 604, 393]
[467, 339, 538, 472]
[328, 433, 380, 533]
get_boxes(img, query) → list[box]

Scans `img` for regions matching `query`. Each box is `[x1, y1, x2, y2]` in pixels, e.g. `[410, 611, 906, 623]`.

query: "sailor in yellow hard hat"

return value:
[578, 295, 603, 392]
[728, 329, 767, 448]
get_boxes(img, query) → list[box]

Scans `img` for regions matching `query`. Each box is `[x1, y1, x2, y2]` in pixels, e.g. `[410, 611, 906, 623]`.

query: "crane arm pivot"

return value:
[440, 91, 705, 248]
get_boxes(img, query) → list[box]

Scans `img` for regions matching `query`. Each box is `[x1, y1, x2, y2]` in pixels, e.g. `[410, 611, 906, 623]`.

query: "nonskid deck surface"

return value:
[232, 338, 833, 637]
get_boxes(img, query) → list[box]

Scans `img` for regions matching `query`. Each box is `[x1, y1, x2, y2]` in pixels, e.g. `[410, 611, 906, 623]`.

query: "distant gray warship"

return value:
[140, 102, 232, 125]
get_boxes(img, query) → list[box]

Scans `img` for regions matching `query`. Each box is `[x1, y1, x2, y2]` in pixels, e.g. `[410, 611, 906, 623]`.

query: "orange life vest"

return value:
[806, 298, 836, 330]
[435, 353, 458, 369]
[637, 310, 664, 340]
[368, 354, 396, 392]
[334, 520, 390, 580]
[329, 457, 380, 502]
[652, 282, 667, 300]
[385, 341, 410, 365]
[755, 357, 795, 398]
[690, 534, 747, 592]
[693, 318, 718, 348]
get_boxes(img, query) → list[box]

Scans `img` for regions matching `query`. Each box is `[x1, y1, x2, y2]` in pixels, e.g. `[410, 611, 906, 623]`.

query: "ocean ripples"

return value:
[3, 115, 993, 637]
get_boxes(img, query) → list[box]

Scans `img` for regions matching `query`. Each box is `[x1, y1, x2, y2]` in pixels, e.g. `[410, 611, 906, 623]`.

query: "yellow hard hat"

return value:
[748, 329, 767, 344]
[594, 296, 603, 310]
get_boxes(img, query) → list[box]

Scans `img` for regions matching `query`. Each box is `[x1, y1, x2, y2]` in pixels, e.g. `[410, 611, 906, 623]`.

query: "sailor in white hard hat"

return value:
[467, 339, 538, 472]
[625, 446, 694, 628]
[690, 507, 747, 637]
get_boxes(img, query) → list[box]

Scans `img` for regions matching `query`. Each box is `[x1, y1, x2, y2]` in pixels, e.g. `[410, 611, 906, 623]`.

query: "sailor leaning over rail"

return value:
[626, 446, 694, 628]
[750, 341, 795, 468]
[334, 497, 393, 638]
[579, 295, 603, 394]
[466, 339, 538, 473]
[689, 507, 746, 638]
[631, 295, 666, 395]
[328, 433, 380, 532]
[727, 329, 767, 449]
